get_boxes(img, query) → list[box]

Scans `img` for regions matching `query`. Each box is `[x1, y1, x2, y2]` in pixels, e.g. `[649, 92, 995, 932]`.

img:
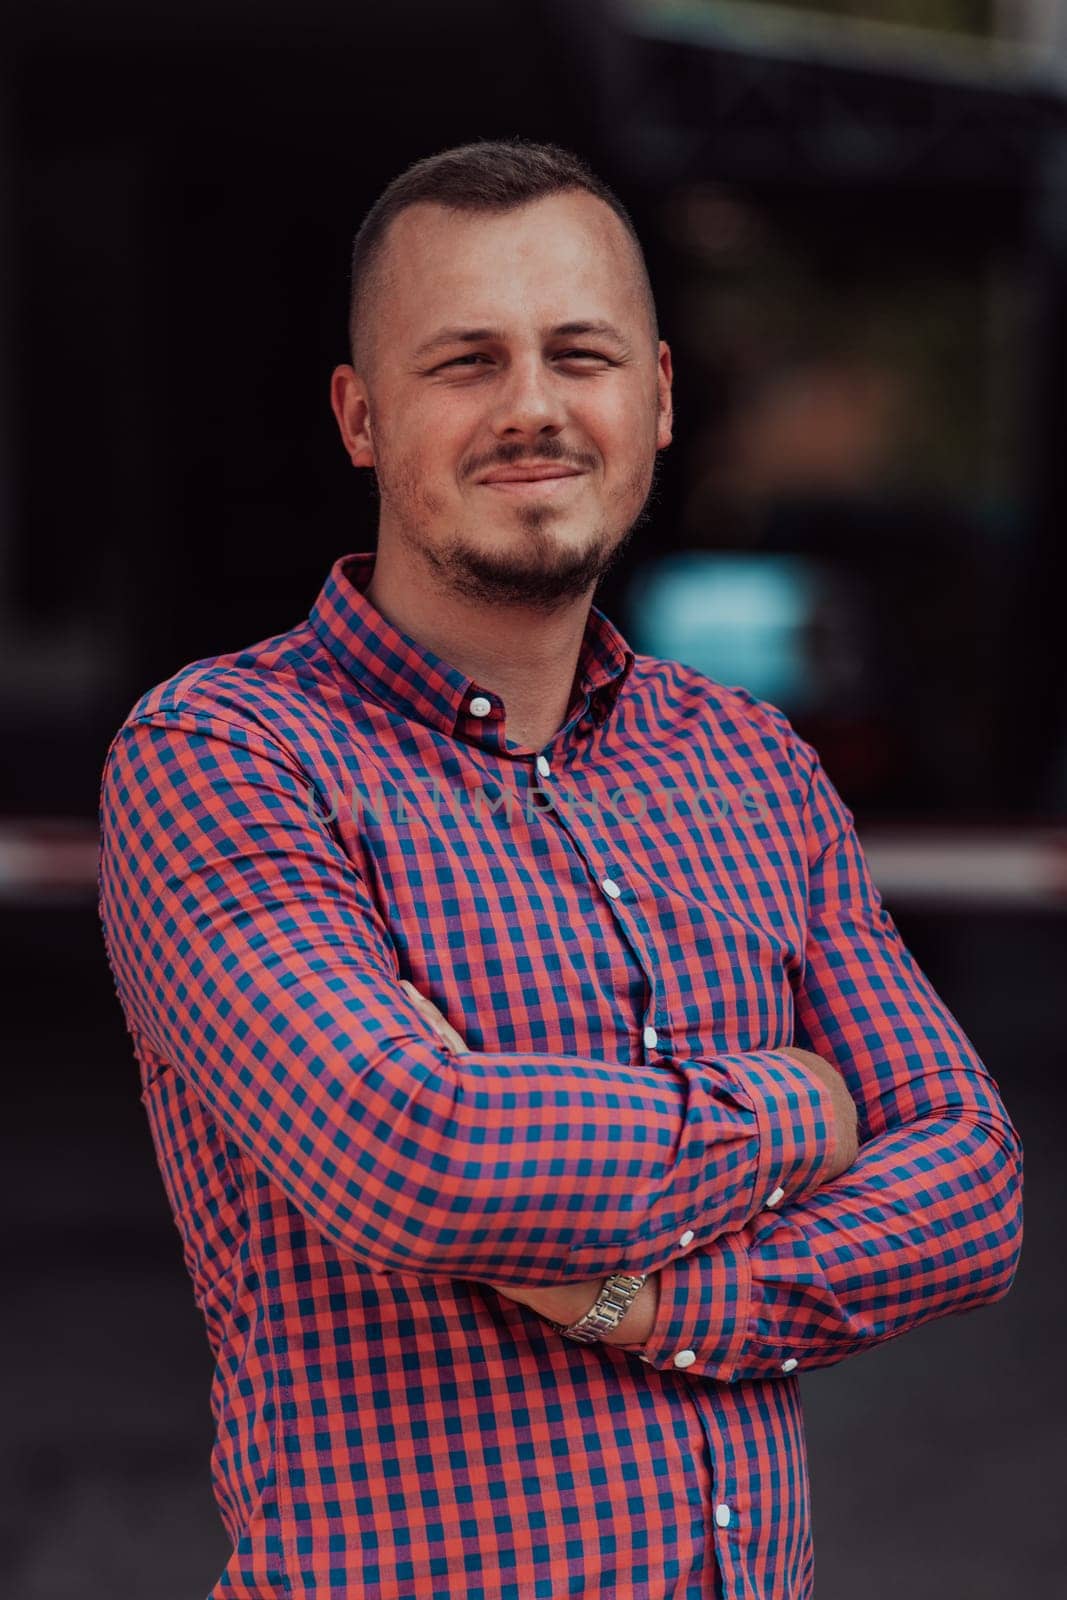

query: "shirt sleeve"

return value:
[621, 731, 1024, 1379]
[97, 708, 841, 1286]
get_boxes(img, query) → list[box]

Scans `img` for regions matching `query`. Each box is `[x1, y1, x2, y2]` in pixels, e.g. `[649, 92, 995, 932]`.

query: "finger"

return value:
[400, 982, 468, 1053]
[433, 1017, 468, 1053]
[400, 980, 437, 1016]
[404, 984, 447, 1027]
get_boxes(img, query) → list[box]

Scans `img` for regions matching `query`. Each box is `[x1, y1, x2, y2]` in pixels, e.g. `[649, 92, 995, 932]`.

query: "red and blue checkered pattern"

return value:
[97, 550, 1023, 1598]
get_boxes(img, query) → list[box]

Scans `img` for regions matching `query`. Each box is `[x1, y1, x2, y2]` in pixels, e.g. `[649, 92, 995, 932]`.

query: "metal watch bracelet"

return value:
[553, 1271, 649, 1344]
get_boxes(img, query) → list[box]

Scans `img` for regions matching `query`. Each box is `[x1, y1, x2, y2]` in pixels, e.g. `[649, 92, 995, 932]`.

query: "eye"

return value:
[432, 348, 615, 373]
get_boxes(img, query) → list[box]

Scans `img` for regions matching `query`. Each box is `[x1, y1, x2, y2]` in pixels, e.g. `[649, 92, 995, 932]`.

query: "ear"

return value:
[656, 340, 674, 451]
[329, 364, 375, 468]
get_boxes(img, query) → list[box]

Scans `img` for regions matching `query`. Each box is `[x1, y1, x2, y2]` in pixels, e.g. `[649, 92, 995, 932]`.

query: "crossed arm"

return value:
[98, 704, 1022, 1376]
[401, 986, 847, 1349]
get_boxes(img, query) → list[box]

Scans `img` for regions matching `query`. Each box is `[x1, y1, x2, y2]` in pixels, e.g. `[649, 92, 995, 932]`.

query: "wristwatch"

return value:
[552, 1271, 648, 1343]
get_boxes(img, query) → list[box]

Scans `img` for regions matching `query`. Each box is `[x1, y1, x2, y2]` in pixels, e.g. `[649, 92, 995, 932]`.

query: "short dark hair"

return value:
[346, 137, 658, 374]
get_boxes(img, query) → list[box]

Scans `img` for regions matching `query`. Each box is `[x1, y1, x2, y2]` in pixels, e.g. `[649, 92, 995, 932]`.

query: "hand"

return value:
[779, 1046, 859, 1181]
[485, 1274, 660, 1346]
[399, 979, 469, 1054]
[488, 1276, 609, 1329]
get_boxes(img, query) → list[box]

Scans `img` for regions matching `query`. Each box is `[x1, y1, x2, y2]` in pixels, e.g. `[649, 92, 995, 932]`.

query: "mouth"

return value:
[476, 468, 587, 496]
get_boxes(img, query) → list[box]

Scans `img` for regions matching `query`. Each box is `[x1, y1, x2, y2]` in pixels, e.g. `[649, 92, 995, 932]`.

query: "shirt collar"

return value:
[307, 550, 636, 751]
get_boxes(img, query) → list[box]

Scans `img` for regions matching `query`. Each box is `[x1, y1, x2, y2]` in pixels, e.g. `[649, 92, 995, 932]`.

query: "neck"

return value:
[363, 539, 595, 753]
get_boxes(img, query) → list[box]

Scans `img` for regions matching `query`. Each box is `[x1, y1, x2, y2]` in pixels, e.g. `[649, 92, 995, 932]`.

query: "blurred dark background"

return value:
[3, 1, 1064, 1595]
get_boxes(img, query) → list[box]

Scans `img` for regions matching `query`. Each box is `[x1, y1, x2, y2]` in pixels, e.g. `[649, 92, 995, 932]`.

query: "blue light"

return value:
[623, 551, 818, 712]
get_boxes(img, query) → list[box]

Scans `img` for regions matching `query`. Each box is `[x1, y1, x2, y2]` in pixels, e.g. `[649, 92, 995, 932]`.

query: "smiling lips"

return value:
[477, 463, 587, 494]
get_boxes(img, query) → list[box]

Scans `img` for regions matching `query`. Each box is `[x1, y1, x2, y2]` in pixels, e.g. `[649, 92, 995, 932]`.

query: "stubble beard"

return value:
[376, 449, 664, 613]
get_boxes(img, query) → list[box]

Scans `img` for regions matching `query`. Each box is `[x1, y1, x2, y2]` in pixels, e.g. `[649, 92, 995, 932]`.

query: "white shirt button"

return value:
[469, 696, 491, 717]
[679, 1229, 695, 1248]
[639, 1353, 651, 1363]
[536, 755, 551, 778]
[714, 1503, 732, 1529]
[781, 1357, 798, 1373]
[643, 1025, 658, 1049]
[673, 1349, 696, 1368]
[601, 877, 622, 899]
[765, 1186, 785, 1209]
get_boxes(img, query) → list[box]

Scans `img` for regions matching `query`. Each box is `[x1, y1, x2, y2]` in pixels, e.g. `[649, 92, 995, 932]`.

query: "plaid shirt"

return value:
[97, 549, 1023, 1599]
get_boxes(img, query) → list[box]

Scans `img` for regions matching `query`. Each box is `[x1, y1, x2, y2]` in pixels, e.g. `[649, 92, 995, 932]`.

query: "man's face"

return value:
[334, 189, 673, 608]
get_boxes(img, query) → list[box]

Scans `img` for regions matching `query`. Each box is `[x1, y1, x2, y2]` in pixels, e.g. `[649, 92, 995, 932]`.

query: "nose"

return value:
[487, 352, 567, 441]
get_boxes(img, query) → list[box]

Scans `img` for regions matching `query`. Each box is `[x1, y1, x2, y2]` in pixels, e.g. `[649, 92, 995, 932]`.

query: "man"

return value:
[97, 139, 1023, 1600]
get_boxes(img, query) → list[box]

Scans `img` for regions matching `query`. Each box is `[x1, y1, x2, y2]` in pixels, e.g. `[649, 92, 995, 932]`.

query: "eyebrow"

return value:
[411, 320, 631, 361]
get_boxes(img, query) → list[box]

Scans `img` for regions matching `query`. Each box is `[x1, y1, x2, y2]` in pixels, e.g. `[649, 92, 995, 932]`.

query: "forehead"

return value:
[374, 190, 644, 338]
